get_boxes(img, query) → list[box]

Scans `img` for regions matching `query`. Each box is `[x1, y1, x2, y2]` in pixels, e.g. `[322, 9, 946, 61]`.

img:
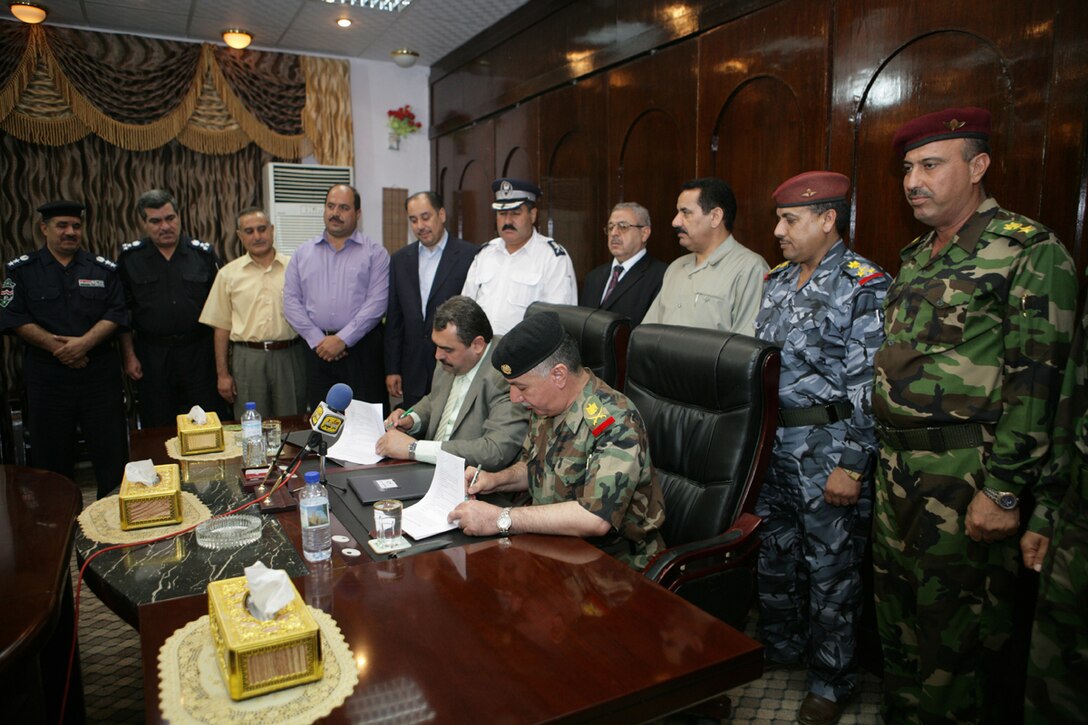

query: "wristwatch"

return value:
[982, 487, 1019, 510]
[407, 441, 417, 461]
[497, 507, 512, 536]
[843, 469, 863, 481]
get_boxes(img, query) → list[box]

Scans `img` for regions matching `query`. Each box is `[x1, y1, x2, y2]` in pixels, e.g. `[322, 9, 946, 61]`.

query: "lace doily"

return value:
[77, 492, 212, 544]
[166, 435, 244, 461]
[158, 608, 357, 725]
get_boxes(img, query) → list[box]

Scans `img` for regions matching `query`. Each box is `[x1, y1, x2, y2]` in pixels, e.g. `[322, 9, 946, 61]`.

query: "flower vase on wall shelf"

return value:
[387, 104, 421, 151]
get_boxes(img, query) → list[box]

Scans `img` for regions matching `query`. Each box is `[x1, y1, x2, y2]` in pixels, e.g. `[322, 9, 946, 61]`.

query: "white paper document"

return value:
[326, 400, 385, 465]
[402, 449, 466, 540]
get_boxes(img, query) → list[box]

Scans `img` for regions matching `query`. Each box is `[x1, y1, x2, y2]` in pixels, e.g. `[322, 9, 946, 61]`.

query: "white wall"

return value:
[347, 58, 431, 244]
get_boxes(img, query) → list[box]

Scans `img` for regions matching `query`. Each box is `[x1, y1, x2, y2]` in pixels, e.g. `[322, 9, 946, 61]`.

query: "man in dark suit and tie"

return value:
[385, 191, 479, 408]
[579, 202, 667, 325]
[377, 296, 529, 471]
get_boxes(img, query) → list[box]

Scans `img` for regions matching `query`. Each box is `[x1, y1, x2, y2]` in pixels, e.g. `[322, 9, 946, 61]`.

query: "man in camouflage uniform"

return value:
[448, 312, 666, 569]
[754, 172, 888, 725]
[872, 107, 1078, 723]
[1022, 270, 1087, 724]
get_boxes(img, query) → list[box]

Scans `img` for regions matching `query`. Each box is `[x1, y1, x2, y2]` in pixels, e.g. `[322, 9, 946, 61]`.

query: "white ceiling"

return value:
[7, 0, 531, 65]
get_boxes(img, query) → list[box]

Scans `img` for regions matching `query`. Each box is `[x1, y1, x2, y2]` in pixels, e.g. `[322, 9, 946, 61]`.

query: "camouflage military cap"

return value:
[892, 107, 991, 156]
[492, 311, 563, 378]
[37, 199, 84, 220]
[772, 171, 849, 207]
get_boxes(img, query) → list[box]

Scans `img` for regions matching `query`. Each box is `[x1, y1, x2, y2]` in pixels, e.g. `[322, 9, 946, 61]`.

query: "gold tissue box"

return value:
[176, 412, 225, 455]
[118, 463, 183, 531]
[180, 457, 226, 483]
[207, 576, 323, 701]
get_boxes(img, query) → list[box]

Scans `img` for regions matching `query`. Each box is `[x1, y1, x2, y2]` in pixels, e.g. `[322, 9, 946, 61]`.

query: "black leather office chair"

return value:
[524, 302, 631, 390]
[626, 324, 780, 627]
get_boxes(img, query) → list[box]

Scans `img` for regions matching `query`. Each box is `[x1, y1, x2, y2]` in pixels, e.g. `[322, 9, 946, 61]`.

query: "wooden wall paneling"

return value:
[608, 43, 699, 266]
[696, 0, 831, 266]
[494, 98, 540, 184]
[437, 120, 496, 246]
[539, 76, 608, 282]
[1041, 0, 1088, 278]
[829, 0, 1060, 276]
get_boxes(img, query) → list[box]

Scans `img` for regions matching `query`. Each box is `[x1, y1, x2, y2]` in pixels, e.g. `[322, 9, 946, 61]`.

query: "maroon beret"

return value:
[892, 107, 991, 156]
[772, 171, 850, 208]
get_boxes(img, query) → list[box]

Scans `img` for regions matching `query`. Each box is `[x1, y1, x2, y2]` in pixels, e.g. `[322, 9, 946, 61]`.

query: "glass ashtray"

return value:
[195, 514, 262, 550]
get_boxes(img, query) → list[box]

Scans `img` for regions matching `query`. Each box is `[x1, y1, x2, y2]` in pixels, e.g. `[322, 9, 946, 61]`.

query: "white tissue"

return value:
[187, 405, 208, 425]
[244, 561, 294, 620]
[124, 459, 159, 487]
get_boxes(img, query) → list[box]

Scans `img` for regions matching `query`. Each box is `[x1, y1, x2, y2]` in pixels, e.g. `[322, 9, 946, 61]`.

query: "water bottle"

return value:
[299, 471, 332, 562]
[241, 401, 266, 467]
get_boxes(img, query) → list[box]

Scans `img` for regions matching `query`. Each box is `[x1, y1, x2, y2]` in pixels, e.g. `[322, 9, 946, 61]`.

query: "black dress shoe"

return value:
[796, 692, 847, 725]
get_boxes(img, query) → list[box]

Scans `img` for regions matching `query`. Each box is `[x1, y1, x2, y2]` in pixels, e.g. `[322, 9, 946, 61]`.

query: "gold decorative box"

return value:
[118, 463, 183, 530]
[176, 411, 225, 455]
[207, 576, 323, 701]
[180, 457, 226, 483]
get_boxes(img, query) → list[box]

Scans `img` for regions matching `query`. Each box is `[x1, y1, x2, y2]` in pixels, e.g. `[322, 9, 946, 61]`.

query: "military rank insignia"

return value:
[584, 396, 615, 437]
[846, 259, 884, 285]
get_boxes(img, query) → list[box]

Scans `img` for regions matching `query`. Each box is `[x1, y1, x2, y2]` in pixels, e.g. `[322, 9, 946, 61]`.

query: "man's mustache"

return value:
[907, 188, 933, 199]
[502, 224, 517, 231]
[673, 226, 687, 236]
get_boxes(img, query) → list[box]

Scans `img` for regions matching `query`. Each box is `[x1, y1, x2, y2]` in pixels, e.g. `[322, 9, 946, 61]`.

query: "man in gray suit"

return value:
[377, 296, 529, 471]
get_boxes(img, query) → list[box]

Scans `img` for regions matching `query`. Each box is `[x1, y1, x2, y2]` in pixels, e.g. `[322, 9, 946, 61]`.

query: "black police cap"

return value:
[37, 200, 85, 221]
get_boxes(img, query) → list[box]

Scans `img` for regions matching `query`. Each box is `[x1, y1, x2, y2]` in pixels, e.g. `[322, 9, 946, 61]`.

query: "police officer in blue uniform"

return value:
[754, 172, 889, 725]
[117, 189, 224, 427]
[0, 200, 129, 498]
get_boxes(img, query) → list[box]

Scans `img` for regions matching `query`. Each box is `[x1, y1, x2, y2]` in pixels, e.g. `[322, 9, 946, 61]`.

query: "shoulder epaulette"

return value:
[120, 239, 143, 254]
[988, 212, 1052, 246]
[546, 239, 568, 257]
[6, 253, 32, 269]
[583, 396, 615, 437]
[765, 261, 789, 280]
[93, 255, 117, 271]
[190, 239, 213, 254]
[842, 258, 887, 286]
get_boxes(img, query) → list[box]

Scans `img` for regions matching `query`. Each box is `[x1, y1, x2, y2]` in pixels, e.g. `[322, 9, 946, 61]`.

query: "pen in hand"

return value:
[466, 467, 481, 501]
[385, 407, 414, 430]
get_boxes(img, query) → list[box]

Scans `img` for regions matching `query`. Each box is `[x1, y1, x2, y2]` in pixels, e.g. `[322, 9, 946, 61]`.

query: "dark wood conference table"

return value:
[74, 418, 762, 721]
[0, 465, 85, 723]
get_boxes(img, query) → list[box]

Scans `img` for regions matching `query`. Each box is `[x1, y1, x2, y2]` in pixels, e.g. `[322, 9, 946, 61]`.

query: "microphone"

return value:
[309, 383, 353, 442]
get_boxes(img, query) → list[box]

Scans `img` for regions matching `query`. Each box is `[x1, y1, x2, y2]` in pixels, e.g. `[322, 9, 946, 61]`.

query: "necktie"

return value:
[434, 375, 467, 441]
[602, 265, 623, 302]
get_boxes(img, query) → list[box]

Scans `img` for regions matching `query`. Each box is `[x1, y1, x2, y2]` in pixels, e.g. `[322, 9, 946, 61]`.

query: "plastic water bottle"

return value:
[241, 401, 266, 467]
[299, 471, 332, 561]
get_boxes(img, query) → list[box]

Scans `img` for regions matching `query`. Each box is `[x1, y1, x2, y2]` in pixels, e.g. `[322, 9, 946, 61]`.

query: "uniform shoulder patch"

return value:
[843, 258, 886, 285]
[190, 239, 213, 254]
[765, 261, 789, 280]
[0, 277, 15, 308]
[546, 239, 568, 257]
[583, 396, 616, 437]
[120, 240, 142, 254]
[6, 253, 32, 269]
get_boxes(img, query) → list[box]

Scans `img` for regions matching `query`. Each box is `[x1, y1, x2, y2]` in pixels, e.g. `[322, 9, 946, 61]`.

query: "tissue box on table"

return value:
[207, 575, 323, 700]
[118, 463, 183, 531]
[176, 411, 225, 455]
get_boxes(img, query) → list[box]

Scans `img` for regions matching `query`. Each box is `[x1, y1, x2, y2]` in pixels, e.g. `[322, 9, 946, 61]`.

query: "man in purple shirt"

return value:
[283, 184, 390, 412]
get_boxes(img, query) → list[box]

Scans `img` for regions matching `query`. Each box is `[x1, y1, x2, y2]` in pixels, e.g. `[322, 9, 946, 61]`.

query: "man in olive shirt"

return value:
[200, 207, 306, 418]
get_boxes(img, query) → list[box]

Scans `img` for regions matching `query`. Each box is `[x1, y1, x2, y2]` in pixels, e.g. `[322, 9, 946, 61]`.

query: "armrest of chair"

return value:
[642, 512, 762, 586]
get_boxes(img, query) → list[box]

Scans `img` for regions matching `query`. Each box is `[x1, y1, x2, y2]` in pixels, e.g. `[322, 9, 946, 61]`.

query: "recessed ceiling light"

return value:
[337, 17, 351, 28]
[10, 2, 48, 24]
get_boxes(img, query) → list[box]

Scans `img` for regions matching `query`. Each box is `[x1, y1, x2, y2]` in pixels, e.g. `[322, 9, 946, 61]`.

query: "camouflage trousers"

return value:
[1025, 460, 1088, 724]
[873, 444, 1019, 724]
[756, 448, 871, 702]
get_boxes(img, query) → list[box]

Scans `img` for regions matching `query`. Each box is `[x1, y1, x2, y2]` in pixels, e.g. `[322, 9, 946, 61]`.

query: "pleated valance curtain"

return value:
[0, 23, 352, 165]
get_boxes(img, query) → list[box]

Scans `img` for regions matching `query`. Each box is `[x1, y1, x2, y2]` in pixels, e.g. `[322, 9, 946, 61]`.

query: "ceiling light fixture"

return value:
[9, 2, 48, 24]
[337, 17, 352, 27]
[222, 29, 253, 50]
[390, 48, 419, 68]
[319, 0, 412, 12]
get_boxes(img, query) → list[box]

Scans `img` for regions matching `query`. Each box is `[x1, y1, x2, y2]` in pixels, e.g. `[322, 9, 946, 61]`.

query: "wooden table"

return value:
[140, 534, 763, 723]
[0, 465, 85, 723]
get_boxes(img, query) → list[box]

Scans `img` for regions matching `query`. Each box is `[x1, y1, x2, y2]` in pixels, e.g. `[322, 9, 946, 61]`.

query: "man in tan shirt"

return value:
[199, 207, 306, 418]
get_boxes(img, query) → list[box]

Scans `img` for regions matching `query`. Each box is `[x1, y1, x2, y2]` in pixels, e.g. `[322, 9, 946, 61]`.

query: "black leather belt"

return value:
[138, 330, 206, 347]
[778, 401, 853, 427]
[236, 338, 302, 351]
[876, 421, 984, 452]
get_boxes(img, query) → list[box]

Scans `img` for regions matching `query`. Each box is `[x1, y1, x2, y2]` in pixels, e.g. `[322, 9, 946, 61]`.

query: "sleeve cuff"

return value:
[413, 439, 441, 465]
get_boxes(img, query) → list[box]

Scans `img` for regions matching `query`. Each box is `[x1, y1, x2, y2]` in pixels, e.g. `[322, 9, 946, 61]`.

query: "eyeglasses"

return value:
[604, 222, 647, 234]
